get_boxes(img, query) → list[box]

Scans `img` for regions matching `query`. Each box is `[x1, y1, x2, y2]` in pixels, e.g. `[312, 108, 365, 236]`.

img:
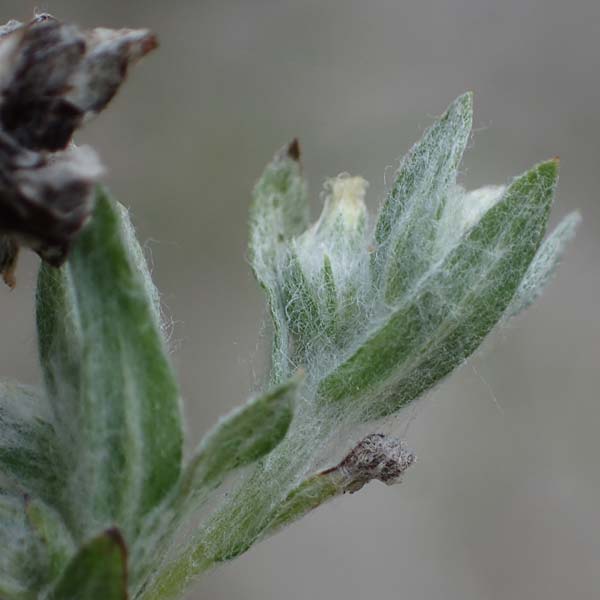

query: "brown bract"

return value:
[0, 13, 157, 286]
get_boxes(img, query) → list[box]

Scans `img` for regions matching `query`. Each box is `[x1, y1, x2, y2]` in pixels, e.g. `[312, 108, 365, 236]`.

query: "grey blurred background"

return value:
[1, 1, 599, 599]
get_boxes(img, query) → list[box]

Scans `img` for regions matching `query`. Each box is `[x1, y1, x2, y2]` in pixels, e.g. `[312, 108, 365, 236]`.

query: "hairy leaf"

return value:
[505, 211, 580, 318]
[36, 187, 183, 540]
[249, 139, 309, 382]
[320, 160, 558, 418]
[280, 247, 323, 357]
[0, 383, 63, 505]
[134, 376, 301, 599]
[372, 92, 473, 302]
[182, 374, 301, 498]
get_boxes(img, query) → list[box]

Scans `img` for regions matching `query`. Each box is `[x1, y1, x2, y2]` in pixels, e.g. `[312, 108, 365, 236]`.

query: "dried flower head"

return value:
[326, 433, 416, 493]
[0, 14, 157, 286]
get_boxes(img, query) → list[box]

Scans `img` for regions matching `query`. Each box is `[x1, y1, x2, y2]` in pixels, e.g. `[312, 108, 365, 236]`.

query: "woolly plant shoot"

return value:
[0, 13, 578, 600]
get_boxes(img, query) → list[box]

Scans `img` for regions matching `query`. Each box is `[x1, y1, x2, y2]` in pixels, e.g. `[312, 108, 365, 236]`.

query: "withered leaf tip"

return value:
[287, 138, 301, 162]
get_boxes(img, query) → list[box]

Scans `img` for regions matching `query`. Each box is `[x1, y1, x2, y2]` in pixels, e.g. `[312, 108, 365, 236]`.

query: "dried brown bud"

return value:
[0, 16, 86, 151]
[0, 130, 103, 271]
[325, 433, 416, 493]
[0, 14, 156, 152]
[0, 14, 157, 285]
[68, 26, 158, 117]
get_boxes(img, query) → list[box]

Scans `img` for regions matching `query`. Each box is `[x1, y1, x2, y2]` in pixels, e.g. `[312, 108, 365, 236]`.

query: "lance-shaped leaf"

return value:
[36, 187, 183, 540]
[47, 528, 127, 600]
[0, 382, 63, 505]
[142, 435, 414, 600]
[504, 211, 580, 319]
[181, 374, 301, 498]
[372, 93, 473, 302]
[133, 375, 301, 598]
[249, 140, 309, 382]
[320, 160, 558, 419]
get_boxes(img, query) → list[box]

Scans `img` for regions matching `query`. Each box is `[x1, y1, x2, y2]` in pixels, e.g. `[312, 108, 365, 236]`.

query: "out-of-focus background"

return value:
[1, 1, 599, 599]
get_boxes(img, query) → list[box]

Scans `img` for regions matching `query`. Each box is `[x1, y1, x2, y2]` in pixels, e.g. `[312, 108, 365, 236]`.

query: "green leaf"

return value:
[264, 472, 340, 535]
[0, 383, 63, 505]
[321, 254, 338, 336]
[320, 160, 558, 418]
[115, 202, 166, 338]
[143, 434, 413, 600]
[141, 471, 337, 600]
[433, 184, 506, 261]
[36, 187, 183, 540]
[280, 247, 323, 357]
[48, 529, 127, 600]
[249, 139, 309, 278]
[504, 211, 580, 319]
[130, 374, 301, 596]
[25, 498, 75, 582]
[136, 376, 301, 600]
[182, 374, 301, 497]
[249, 140, 309, 382]
[372, 93, 473, 302]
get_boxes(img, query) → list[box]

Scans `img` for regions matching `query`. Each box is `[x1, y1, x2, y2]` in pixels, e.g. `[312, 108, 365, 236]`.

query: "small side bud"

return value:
[265, 433, 416, 537]
[324, 433, 415, 493]
[312, 174, 368, 242]
[295, 174, 369, 286]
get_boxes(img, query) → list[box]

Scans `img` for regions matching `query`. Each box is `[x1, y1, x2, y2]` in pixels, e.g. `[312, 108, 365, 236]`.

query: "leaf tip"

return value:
[449, 90, 474, 119]
[537, 157, 560, 181]
[104, 527, 127, 551]
[102, 527, 129, 571]
[460, 89, 474, 105]
[287, 138, 301, 162]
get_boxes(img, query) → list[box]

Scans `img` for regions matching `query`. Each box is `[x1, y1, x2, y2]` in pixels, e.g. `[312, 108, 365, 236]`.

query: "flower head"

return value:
[0, 14, 157, 286]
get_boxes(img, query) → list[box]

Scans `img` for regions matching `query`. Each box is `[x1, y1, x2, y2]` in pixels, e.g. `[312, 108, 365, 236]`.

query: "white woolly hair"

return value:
[194, 96, 579, 566]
